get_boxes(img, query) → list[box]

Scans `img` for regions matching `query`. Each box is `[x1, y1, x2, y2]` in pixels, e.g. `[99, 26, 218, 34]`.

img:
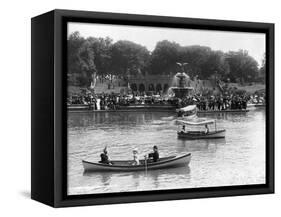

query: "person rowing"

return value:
[181, 125, 186, 133]
[99, 146, 111, 164]
[148, 145, 159, 162]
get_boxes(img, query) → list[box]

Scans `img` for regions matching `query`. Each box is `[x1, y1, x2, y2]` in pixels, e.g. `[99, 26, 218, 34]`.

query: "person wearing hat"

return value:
[148, 145, 159, 162]
[99, 146, 111, 164]
[132, 148, 140, 165]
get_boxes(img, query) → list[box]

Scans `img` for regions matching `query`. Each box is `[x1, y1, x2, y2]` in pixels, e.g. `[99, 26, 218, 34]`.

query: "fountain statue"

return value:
[170, 62, 194, 98]
[89, 71, 97, 90]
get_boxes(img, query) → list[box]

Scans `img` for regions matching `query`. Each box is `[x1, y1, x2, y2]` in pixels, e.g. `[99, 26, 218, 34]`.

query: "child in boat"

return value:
[132, 148, 140, 165]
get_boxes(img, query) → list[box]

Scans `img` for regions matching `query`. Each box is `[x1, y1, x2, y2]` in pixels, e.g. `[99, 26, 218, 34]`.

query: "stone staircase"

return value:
[189, 79, 221, 95]
[93, 78, 127, 94]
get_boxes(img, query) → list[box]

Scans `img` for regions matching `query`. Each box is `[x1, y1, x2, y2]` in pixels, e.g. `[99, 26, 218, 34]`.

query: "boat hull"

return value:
[178, 129, 226, 139]
[82, 153, 191, 172]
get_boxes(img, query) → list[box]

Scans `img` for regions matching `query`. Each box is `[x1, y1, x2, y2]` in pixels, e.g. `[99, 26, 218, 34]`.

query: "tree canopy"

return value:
[67, 32, 263, 86]
[225, 50, 259, 83]
[149, 40, 181, 75]
[259, 53, 266, 80]
[110, 40, 150, 76]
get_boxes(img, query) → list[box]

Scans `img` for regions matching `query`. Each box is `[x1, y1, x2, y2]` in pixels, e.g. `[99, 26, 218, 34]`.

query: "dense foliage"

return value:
[67, 31, 264, 86]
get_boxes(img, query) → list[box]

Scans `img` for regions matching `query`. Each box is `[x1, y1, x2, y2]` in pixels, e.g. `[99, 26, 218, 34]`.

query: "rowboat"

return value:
[177, 119, 226, 140]
[178, 129, 226, 139]
[82, 153, 191, 172]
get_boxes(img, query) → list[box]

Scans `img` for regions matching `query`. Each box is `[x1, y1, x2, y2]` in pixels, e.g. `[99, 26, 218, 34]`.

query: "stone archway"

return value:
[163, 84, 169, 92]
[130, 83, 137, 92]
[148, 84, 155, 91]
[139, 83, 145, 92]
[156, 83, 162, 93]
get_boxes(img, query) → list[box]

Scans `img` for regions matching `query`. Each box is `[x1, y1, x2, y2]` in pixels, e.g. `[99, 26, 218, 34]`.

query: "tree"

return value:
[76, 40, 97, 86]
[87, 36, 113, 75]
[225, 50, 259, 83]
[259, 53, 266, 80]
[200, 50, 230, 80]
[179, 45, 212, 78]
[67, 32, 96, 86]
[149, 40, 181, 75]
[110, 40, 150, 76]
[148, 42, 230, 80]
[67, 31, 85, 78]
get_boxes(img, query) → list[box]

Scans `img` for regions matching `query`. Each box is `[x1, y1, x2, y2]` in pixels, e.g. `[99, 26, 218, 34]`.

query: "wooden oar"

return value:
[144, 155, 148, 175]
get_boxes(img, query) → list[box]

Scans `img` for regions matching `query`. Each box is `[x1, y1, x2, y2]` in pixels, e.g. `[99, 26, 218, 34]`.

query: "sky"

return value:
[68, 22, 266, 66]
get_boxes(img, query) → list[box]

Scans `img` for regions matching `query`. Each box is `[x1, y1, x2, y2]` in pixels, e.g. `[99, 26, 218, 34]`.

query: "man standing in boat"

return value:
[181, 125, 186, 133]
[204, 124, 209, 134]
[148, 145, 159, 162]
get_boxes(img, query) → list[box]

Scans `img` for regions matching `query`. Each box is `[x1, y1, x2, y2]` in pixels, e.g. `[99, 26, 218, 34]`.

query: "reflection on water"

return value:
[83, 166, 191, 191]
[67, 110, 266, 195]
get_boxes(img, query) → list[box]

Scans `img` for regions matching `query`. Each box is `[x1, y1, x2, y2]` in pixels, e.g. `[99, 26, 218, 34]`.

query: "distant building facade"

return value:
[127, 74, 172, 93]
[91, 73, 219, 95]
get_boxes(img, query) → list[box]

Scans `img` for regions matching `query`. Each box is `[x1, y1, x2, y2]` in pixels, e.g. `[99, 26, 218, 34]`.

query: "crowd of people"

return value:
[67, 90, 265, 111]
[68, 92, 179, 110]
[182, 95, 249, 111]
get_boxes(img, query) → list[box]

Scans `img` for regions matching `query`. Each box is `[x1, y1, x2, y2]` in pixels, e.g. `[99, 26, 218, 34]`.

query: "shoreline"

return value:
[67, 102, 265, 113]
[67, 108, 251, 113]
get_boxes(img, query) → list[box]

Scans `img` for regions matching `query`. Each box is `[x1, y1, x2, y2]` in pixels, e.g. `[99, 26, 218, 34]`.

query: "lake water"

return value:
[67, 109, 266, 195]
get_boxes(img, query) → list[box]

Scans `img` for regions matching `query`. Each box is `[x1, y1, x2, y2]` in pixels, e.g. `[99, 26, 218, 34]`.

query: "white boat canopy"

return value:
[177, 118, 215, 125]
[176, 105, 197, 112]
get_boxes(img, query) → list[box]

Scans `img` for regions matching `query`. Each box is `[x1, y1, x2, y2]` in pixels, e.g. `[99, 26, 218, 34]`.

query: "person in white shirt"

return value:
[132, 148, 140, 165]
[205, 124, 209, 134]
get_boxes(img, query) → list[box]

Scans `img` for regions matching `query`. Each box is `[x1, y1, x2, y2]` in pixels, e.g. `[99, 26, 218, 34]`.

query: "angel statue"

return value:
[176, 62, 188, 73]
[90, 71, 97, 90]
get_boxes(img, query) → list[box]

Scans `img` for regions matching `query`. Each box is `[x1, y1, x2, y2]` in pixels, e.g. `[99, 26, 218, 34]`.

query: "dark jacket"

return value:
[148, 151, 159, 162]
[99, 153, 110, 164]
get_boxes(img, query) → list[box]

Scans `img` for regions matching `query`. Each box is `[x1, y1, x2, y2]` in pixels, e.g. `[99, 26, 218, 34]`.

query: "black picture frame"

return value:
[31, 9, 274, 207]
